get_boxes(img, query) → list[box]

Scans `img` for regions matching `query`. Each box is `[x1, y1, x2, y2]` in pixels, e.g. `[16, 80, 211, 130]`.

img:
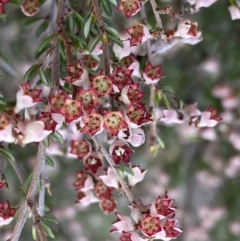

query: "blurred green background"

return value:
[1, 0, 240, 241]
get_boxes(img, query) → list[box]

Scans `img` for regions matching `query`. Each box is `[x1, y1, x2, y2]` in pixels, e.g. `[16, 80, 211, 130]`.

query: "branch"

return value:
[9, 0, 64, 238]
[0, 154, 4, 177]
[92, 0, 110, 76]
[92, 136, 142, 219]
[149, 0, 163, 30]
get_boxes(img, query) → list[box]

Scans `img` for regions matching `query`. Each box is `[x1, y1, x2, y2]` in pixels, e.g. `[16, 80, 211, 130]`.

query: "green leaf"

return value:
[69, 14, 75, 32]
[42, 215, 58, 224]
[107, 34, 124, 48]
[51, 131, 64, 144]
[100, 0, 112, 16]
[42, 136, 50, 148]
[23, 17, 44, 27]
[72, 11, 84, 24]
[107, 0, 117, 5]
[88, 35, 102, 53]
[119, 166, 134, 176]
[36, 20, 49, 38]
[117, 169, 125, 179]
[161, 85, 175, 94]
[39, 69, 49, 87]
[38, 34, 56, 52]
[41, 222, 55, 238]
[45, 156, 54, 167]
[84, 14, 93, 38]
[23, 172, 33, 191]
[24, 64, 40, 82]
[0, 148, 15, 162]
[32, 227, 37, 240]
[102, 16, 112, 26]
[105, 26, 119, 37]
[156, 136, 165, 149]
[162, 93, 171, 109]
[35, 43, 52, 59]
[0, 97, 7, 106]
[58, 39, 66, 59]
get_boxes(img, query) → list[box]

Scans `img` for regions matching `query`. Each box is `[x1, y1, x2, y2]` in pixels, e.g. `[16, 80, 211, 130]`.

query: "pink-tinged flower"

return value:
[99, 197, 117, 214]
[83, 152, 103, 173]
[58, 98, 82, 123]
[94, 180, 113, 199]
[103, 111, 128, 136]
[110, 212, 135, 233]
[80, 111, 103, 136]
[126, 21, 151, 46]
[70, 139, 92, 159]
[117, 0, 141, 18]
[49, 92, 68, 113]
[187, 0, 218, 9]
[21, 0, 39, 16]
[143, 62, 164, 85]
[63, 61, 89, 86]
[119, 84, 145, 106]
[73, 171, 94, 191]
[129, 199, 151, 223]
[0, 174, 7, 190]
[109, 140, 134, 165]
[0, 0, 8, 14]
[19, 120, 52, 146]
[38, 112, 58, 132]
[0, 201, 18, 227]
[139, 215, 162, 238]
[150, 191, 176, 218]
[127, 166, 147, 188]
[190, 106, 222, 128]
[75, 190, 99, 206]
[124, 127, 145, 147]
[0, 113, 15, 143]
[82, 54, 99, 70]
[125, 102, 153, 128]
[99, 167, 119, 189]
[162, 219, 182, 240]
[121, 54, 141, 78]
[119, 231, 145, 241]
[15, 81, 43, 113]
[175, 20, 202, 45]
[157, 109, 186, 125]
[113, 38, 132, 60]
[90, 73, 113, 97]
[228, 6, 240, 20]
[112, 67, 134, 91]
[76, 88, 99, 112]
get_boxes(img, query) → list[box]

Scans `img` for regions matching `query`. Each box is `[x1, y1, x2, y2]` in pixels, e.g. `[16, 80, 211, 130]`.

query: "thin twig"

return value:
[0, 154, 4, 177]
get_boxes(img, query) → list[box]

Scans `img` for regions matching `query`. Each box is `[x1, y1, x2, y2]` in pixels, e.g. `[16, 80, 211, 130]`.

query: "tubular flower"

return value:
[72, 171, 94, 191]
[143, 62, 165, 85]
[99, 167, 119, 189]
[21, 0, 39, 16]
[119, 84, 145, 106]
[0, 112, 15, 143]
[119, 231, 145, 241]
[0, 201, 19, 227]
[94, 180, 113, 199]
[76, 88, 99, 112]
[49, 91, 68, 113]
[99, 197, 117, 214]
[110, 212, 135, 233]
[139, 215, 162, 238]
[126, 21, 151, 46]
[109, 140, 134, 164]
[125, 102, 153, 128]
[82, 54, 99, 70]
[75, 190, 99, 206]
[62, 61, 89, 86]
[126, 166, 147, 188]
[0, 0, 9, 14]
[103, 111, 128, 136]
[117, 0, 141, 18]
[58, 98, 82, 123]
[162, 219, 182, 240]
[112, 67, 134, 91]
[38, 112, 58, 132]
[83, 152, 103, 173]
[15, 81, 43, 113]
[80, 111, 103, 136]
[70, 139, 92, 159]
[189, 106, 222, 127]
[91, 73, 113, 97]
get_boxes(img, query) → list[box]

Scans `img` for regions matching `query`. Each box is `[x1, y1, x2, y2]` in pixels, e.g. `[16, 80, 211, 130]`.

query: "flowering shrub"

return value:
[0, 0, 239, 241]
